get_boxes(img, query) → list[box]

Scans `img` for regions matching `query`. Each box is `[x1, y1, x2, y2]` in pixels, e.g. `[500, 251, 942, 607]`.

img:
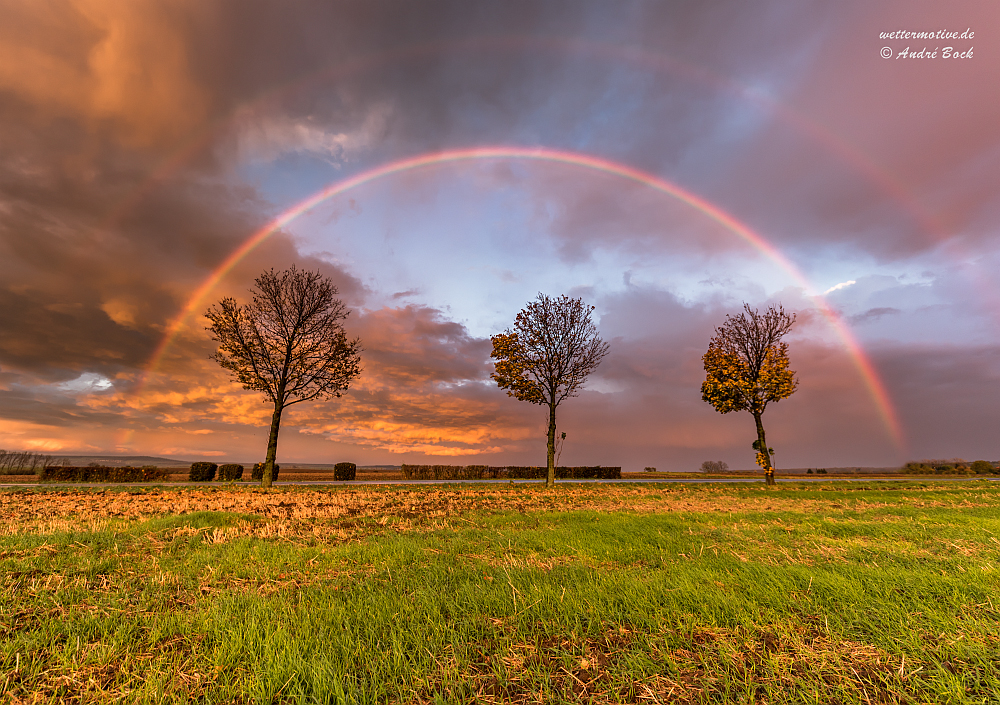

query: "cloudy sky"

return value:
[1, 0, 997, 470]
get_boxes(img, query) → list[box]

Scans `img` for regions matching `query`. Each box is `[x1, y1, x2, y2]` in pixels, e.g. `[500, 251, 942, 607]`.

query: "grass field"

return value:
[2, 481, 999, 703]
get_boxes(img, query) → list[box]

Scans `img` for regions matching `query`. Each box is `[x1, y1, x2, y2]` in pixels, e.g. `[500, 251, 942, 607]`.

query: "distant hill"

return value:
[52, 455, 193, 467]
[712, 466, 903, 475]
[46, 457, 400, 470]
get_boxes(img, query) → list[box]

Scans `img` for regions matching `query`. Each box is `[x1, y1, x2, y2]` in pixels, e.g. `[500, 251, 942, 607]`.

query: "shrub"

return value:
[557, 466, 621, 479]
[334, 462, 357, 481]
[905, 460, 978, 475]
[401, 464, 621, 480]
[807, 469, 813, 474]
[700, 460, 729, 474]
[906, 459, 975, 475]
[644, 467, 656, 472]
[38, 465, 168, 482]
[498, 466, 622, 480]
[816, 469, 827, 474]
[463, 464, 488, 479]
[402, 464, 463, 480]
[251, 463, 280, 481]
[491, 466, 544, 479]
[188, 462, 217, 482]
[401, 464, 484, 480]
[971, 460, 996, 475]
[217, 464, 244, 481]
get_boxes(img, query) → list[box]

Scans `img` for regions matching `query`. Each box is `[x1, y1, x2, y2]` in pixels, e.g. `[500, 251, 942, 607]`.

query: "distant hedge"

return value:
[334, 462, 357, 481]
[501, 466, 622, 480]
[971, 460, 998, 475]
[189, 462, 217, 482]
[217, 464, 244, 481]
[400, 464, 621, 480]
[251, 463, 280, 481]
[903, 461, 992, 475]
[401, 465, 488, 480]
[38, 465, 168, 482]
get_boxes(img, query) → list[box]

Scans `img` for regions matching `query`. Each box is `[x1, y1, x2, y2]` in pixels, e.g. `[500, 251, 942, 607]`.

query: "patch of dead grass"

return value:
[404, 623, 930, 705]
[4, 484, 993, 533]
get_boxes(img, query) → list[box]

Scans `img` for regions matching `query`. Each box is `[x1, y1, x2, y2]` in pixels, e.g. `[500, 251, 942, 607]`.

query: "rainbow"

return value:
[105, 36, 951, 251]
[142, 146, 905, 449]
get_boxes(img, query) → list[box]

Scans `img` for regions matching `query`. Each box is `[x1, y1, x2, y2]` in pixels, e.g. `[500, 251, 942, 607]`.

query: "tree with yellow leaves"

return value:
[701, 303, 797, 486]
[491, 294, 609, 488]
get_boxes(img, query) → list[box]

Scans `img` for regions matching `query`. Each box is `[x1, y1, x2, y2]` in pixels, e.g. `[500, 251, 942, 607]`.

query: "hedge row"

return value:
[38, 466, 168, 482]
[334, 462, 356, 481]
[188, 462, 217, 482]
[401, 464, 489, 480]
[188, 462, 357, 482]
[400, 464, 621, 480]
[251, 463, 280, 481]
[903, 460, 997, 475]
[218, 464, 243, 481]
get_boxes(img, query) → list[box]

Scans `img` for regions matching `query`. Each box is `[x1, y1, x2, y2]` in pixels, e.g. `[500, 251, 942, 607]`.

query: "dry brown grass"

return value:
[3, 483, 998, 537]
[0, 484, 872, 532]
[420, 626, 917, 705]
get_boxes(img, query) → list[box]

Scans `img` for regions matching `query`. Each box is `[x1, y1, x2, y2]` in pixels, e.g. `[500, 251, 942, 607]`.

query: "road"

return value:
[1, 476, 994, 489]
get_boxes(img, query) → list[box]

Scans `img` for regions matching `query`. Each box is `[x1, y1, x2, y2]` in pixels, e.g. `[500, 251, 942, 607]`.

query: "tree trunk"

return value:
[753, 412, 775, 486]
[546, 403, 557, 488]
[262, 402, 283, 488]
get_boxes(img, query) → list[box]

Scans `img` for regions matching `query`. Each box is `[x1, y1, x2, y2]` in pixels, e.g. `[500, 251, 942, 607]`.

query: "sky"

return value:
[0, 0, 998, 471]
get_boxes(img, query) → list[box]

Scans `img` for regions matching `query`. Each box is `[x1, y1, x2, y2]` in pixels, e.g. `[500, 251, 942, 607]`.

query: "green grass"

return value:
[2, 482, 999, 703]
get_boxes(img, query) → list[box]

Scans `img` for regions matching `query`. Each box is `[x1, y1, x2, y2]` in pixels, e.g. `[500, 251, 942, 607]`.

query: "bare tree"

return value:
[491, 293, 610, 488]
[206, 266, 362, 488]
[701, 303, 797, 486]
[0, 450, 51, 475]
[700, 460, 729, 474]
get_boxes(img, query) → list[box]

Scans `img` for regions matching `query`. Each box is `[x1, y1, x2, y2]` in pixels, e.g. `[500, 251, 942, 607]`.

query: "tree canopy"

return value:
[206, 266, 362, 487]
[701, 303, 797, 484]
[491, 293, 609, 487]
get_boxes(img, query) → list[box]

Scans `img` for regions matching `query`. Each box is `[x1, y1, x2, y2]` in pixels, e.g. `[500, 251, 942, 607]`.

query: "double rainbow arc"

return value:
[143, 146, 905, 450]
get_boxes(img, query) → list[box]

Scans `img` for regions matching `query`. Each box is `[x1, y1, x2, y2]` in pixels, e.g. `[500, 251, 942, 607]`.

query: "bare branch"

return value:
[205, 266, 363, 487]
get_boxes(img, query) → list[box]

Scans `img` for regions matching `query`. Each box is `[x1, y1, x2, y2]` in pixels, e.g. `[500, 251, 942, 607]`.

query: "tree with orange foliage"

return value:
[701, 303, 797, 486]
[491, 294, 609, 488]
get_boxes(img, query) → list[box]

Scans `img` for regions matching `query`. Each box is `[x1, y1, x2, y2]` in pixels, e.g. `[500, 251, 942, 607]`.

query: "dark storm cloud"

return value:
[7, 0, 991, 331]
[0, 0, 592, 385]
[875, 344, 1000, 461]
[0, 123, 276, 379]
[351, 305, 492, 386]
[0, 386, 122, 427]
[0, 288, 152, 376]
[248, 0, 995, 264]
[761, 2, 1000, 257]
[849, 307, 901, 325]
